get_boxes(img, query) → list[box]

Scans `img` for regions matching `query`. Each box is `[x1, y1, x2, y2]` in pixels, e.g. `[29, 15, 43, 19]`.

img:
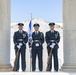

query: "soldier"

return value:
[45, 22, 60, 72]
[13, 23, 28, 71]
[31, 23, 44, 71]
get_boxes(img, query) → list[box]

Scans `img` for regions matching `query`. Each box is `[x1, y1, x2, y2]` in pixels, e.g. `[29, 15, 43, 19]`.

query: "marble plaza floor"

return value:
[0, 72, 76, 75]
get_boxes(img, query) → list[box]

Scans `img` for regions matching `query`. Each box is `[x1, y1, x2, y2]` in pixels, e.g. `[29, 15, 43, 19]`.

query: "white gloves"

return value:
[50, 45, 54, 49]
[17, 43, 23, 49]
[52, 43, 55, 46]
[50, 43, 55, 49]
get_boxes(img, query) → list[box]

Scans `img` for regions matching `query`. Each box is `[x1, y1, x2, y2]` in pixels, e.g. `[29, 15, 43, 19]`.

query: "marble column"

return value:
[0, 0, 12, 71]
[61, 0, 76, 72]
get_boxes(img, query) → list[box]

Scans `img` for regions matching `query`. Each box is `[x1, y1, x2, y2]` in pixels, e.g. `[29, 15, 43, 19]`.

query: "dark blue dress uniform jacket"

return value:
[13, 30, 28, 49]
[32, 31, 44, 50]
[45, 30, 60, 50]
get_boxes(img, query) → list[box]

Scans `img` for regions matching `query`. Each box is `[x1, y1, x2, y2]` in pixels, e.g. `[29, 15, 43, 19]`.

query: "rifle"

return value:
[46, 48, 52, 71]
[12, 49, 20, 71]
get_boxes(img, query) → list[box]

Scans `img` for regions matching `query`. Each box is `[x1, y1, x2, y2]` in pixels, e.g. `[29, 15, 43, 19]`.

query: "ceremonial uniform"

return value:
[13, 23, 28, 71]
[45, 22, 60, 71]
[32, 23, 44, 71]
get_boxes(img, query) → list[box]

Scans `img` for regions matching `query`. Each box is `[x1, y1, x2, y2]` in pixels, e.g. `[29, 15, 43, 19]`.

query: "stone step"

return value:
[0, 65, 12, 72]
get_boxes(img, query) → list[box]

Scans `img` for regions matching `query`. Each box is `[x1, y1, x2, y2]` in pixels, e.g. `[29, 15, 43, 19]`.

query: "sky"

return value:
[11, 0, 62, 23]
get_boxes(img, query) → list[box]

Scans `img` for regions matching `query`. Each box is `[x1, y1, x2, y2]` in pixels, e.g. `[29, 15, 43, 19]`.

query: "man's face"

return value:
[50, 25, 54, 30]
[34, 26, 39, 31]
[18, 26, 23, 30]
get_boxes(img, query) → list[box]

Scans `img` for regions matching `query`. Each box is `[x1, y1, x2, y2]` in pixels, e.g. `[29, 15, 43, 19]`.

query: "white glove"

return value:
[50, 45, 54, 49]
[52, 43, 55, 47]
[50, 43, 55, 49]
[17, 43, 23, 49]
[17, 45, 21, 49]
[19, 43, 23, 46]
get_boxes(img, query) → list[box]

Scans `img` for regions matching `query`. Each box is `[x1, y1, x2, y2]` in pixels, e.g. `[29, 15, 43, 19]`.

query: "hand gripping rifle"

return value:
[12, 43, 22, 71]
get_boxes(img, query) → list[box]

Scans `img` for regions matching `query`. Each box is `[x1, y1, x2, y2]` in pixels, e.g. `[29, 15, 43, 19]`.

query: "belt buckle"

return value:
[50, 40, 54, 42]
[19, 39, 23, 41]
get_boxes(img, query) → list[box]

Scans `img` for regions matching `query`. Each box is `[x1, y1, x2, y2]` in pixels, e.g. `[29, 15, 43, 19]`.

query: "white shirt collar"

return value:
[35, 31, 39, 34]
[19, 30, 23, 33]
[51, 30, 54, 33]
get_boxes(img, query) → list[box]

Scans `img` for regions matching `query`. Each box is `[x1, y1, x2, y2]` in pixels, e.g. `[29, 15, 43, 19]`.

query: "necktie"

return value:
[51, 30, 54, 33]
[19, 30, 22, 33]
[35, 31, 38, 35]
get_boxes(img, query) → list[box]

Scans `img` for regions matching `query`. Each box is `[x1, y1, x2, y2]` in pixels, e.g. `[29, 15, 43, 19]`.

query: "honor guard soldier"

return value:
[32, 23, 44, 71]
[13, 23, 28, 71]
[45, 22, 60, 71]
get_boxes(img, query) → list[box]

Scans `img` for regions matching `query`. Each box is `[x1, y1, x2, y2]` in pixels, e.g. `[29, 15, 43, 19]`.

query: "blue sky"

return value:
[11, 0, 62, 23]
